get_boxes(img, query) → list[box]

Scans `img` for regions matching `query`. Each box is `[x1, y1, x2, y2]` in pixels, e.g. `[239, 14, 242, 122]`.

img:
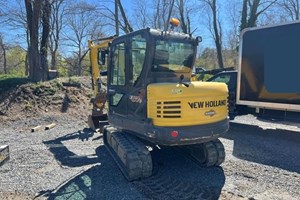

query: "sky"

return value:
[116, 0, 227, 48]
[0, 0, 290, 53]
[0, 0, 232, 50]
[98, 0, 253, 50]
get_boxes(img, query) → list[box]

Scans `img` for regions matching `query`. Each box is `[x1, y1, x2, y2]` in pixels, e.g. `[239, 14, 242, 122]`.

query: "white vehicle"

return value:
[209, 21, 300, 121]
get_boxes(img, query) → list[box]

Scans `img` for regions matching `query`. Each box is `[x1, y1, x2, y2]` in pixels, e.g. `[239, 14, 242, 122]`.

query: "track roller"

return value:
[182, 139, 225, 167]
[103, 126, 152, 181]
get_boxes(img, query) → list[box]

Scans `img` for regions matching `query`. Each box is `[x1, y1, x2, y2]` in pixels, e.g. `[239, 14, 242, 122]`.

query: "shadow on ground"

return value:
[256, 110, 300, 127]
[41, 131, 226, 200]
[43, 128, 100, 167]
[60, 93, 71, 113]
[225, 122, 300, 173]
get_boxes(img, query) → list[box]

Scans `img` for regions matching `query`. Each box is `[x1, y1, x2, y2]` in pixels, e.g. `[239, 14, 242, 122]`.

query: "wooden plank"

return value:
[62, 82, 81, 88]
[31, 125, 42, 132]
[45, 123, 56, 130]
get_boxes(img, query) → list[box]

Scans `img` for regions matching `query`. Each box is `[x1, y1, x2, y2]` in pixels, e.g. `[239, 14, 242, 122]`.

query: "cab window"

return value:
[111, 43, 125, 85]
[131, 35, 146, 84]
[212, 74, 231, 84]
[152, 40, 194, 72]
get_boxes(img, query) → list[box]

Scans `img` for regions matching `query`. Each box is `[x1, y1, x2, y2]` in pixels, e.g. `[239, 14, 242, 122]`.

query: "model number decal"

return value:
[171, 89, 182, 94]
[129, 95, 142, 103]
[188, 100, 226, 109]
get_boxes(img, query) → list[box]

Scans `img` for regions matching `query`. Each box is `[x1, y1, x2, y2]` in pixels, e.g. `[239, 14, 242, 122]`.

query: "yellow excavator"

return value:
[88, 23, 229, 181]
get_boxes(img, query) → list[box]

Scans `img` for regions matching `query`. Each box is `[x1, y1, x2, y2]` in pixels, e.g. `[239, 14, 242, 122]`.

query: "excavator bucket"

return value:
[88, 113, 108, 132]
[0, 145, 9, 166]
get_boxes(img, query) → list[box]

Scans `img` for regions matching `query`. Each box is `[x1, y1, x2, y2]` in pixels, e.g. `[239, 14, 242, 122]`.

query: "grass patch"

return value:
[0, 74, 31, 95]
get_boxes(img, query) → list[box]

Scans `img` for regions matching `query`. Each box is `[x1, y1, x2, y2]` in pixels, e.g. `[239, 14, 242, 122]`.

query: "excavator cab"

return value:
[106, 28, 228, 144]
[107, 29, 198, 121]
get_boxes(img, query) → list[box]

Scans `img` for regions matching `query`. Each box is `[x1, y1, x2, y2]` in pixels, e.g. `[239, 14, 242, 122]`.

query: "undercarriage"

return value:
[103, 125, 225, 181]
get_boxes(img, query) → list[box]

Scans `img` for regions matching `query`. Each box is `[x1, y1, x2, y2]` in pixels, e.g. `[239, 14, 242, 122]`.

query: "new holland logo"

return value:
[205, 110, 216, 117]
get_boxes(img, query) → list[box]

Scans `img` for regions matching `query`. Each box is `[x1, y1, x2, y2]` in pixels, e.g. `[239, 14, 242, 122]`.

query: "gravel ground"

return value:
[0, 114, 299, 200]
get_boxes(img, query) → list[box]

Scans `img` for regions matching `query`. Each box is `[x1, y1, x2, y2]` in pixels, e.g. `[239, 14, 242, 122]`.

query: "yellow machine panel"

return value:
[147, 81, 228, 127]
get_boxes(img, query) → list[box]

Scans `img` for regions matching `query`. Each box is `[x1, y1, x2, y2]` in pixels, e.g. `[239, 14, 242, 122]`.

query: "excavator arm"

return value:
[88, 36, 116, 130]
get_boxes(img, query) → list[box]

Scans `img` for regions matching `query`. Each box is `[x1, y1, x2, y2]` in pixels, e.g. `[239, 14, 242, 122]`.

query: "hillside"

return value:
[0, 76, 95, 124]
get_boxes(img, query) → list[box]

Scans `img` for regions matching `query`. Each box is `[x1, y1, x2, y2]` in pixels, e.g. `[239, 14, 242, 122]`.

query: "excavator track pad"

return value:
[103, 126, 152, 181]
[181, 139, 225, 167]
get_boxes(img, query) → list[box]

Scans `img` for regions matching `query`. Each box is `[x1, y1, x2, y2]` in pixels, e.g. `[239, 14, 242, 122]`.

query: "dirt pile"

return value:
[0, 77, 94, 122]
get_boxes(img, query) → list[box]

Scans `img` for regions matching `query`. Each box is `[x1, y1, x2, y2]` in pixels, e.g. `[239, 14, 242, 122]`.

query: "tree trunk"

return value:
[179, 0, 188, 33]
[3, 45, 6, 74]
[187, 15, 191, 34]
[240, 0, 248, 31]
[51, 51, 56, 70]
[49, 0, 64, 70]
[154, 0, 161, 29]
[240, 0, 276, 31]
[25, 0, 51, 82]
[25, 22, 30, 76]
[0, 35, 6, 74]
[165, 0, 175, 31]
[25, 0, 43, 81]
[247, 0, 260, 28]
[40, 0, 51, 80]
[25, 52, 29, 76]
[78, 47, 81, 76]
[211, 0, 224, 69]
[117, 0, 133, 33]
[115, 0, 119, 35]
[296, 0, 300, 20]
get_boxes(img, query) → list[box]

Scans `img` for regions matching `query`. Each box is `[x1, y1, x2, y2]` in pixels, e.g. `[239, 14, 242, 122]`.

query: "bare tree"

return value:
[240, 0, 278, 31]
[25, 0, 42, 81]
[0, 0, 6, 19]
[200, 0, 224, 69]
[277, 0, 300, 21]
[117, 0, 133, 33]
[176, 0, 192, 33]
[64, 1, 104, 75]
[40, 0, 51, 79]
[99, 0, 133, 35]
[25, 0, 51, 81]
[133, 0, 151, 29]
[0, 0, 6, 21]
[0, 34, 7, 74]
[223, 0, 241, 68]
[49, 0, 65, 70]
[152, 0, 175, 30]
[2, 0, 29, 75]
[115, 0, 119, 35]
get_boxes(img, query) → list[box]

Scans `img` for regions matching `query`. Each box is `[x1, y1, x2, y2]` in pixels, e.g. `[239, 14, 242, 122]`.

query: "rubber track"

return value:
[202, 142, 219, 167]
[181, 139, 225, 167]
[212, 139, 225, 166]
[103, 126, 152, 181]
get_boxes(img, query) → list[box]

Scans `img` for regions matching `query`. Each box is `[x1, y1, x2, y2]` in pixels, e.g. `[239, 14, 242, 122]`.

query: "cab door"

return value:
[126, 34, 148, 120]
[108, 39, 128, 117]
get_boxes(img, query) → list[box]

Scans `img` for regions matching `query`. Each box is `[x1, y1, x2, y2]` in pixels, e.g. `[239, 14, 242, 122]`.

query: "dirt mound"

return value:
[0, 77, 94, 122]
